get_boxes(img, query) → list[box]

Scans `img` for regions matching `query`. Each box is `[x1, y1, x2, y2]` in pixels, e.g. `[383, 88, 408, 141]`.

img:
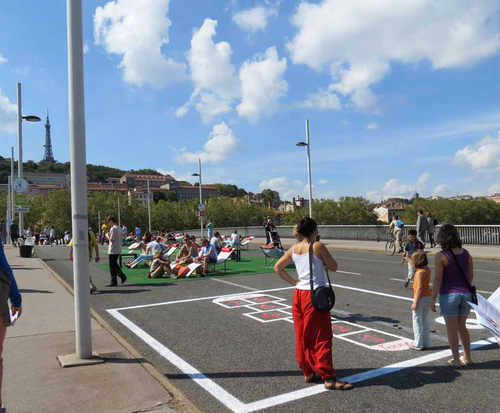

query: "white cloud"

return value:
[178, 122, 240, 164]
[488, 184, 500, 194]
[232, 6, 277, 32]
[434, 183, 452, 195]
[0, 87, 17, 134]
[0, 53, 7, 64]
[367, 122, 379, 130]
[317, 179, 329, 185]
[454, 132, 500, 171]
[366, 191, 381, 202]
[287, 0, 500, 112]
[296, 88, 341, 111]
[417, 172, 431, 188]
[83, 41, 89, 54]
[382, 178, 414, 198]
[259, 176, 308, 200]
[236, 47, 288, 122]
[94, 0, 186, 87]
[177, 18, 240, 123]
[156, 168, 174, 176]
[11, 67, 29, 76]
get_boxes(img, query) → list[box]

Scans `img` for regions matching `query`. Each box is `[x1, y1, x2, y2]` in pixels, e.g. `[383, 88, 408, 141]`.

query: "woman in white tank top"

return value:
[274, 218, 353, 391]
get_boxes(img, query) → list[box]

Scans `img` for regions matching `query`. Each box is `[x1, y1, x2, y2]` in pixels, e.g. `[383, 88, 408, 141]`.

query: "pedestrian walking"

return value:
[409, 251, 432, 350]
[0, 240, 23, 412]
[431, 224, 475, 367]
[402, 229, 424, 287]
[8, 221, 19, 246]
[207, 219, 213, 239]
[427, 212, 436, 248]
[49, 226, 56, 246]
[69, 228, 100, 293]
[263, 217, 270, 244]
[106, 216, 127, 287]
[274, 217, 353, 390]
[416, 210, 428, 244]
[0, 222, 6, 245]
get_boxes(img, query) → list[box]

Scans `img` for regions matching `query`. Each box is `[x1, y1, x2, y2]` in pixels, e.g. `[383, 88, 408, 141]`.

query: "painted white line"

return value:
[337, 270, 362, 275]
[107, 309, 246, 413]
[331, 283, 414, 302]
[389, 278, 494, 294]
[211, 278, 259, 291]
[241, 337, 496, 413]
[111, 286, 296, 311]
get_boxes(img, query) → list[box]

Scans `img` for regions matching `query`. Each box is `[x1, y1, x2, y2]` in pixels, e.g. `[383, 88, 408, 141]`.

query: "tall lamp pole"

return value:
[147, 180, 151, 232]
[16, 83, 41, 235]
[192, 159, 203, 239]
[66, 0, 92, 360]
[10, 147, 15, 223]
[296, 119, 313, 218]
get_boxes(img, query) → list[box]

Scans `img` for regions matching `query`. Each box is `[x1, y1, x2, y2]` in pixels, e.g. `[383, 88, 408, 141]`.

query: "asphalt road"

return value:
[36, 245, 500, 413]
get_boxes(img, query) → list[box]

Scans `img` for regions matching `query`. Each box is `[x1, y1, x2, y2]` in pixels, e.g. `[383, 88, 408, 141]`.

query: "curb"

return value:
[37, 257, 204, 413]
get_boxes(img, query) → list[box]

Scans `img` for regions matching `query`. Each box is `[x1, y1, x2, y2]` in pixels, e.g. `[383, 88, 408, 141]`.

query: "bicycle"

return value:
[385, 233, 406, 256]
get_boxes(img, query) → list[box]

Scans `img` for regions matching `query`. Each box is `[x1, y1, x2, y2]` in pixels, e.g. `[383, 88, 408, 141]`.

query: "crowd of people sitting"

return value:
[121, 229, 244, 278]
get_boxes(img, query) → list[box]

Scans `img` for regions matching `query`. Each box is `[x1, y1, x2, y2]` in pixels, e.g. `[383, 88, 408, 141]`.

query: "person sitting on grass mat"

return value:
[175, 235, 198, 265]
[148, 249, 173, 278]
[194, 238, 218, 277]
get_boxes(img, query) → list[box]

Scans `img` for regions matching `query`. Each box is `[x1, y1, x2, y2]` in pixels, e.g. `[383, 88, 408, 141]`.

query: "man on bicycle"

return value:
[388, 215, 404, 253]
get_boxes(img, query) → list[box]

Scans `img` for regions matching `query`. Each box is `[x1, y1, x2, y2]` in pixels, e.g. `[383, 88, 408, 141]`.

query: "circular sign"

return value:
[13, 178, 29, 193]
[198, 204, 205, 211]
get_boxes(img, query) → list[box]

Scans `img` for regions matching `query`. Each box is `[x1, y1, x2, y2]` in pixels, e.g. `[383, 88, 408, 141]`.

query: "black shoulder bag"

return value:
[0, 267, 12, 326]
[309, 242, 335, 311]
[449, 250, 478, 306]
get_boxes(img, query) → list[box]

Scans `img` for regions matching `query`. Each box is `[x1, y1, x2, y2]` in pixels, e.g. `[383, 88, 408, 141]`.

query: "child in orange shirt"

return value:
[410, 251, 432, 350]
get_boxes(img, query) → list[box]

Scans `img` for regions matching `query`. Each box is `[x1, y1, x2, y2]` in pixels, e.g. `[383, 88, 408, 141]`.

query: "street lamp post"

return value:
[16, 83, 41, 235]
[147, 180, 151, 232]
[117, 197, 121, 227]
[192, 159, 203, 239]
[10, 147, 15, 223]
[296, 119, 313, 218]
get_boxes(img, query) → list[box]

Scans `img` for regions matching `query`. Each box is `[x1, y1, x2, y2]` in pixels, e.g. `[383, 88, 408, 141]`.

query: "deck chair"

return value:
[209, 248, 234, 273]
[169, 262, 202, 278]
[162, 244, 179, 259]
[240, 236, 255, 250]
[260, 244, 285, 267]
[128, 242, 141, 251]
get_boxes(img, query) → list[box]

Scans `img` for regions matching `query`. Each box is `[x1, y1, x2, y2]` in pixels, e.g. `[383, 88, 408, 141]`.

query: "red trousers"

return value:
[292, 289, 335, 379]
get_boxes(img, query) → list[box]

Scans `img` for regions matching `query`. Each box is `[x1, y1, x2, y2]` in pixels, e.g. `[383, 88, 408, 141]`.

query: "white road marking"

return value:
[389, 278, 493, 294]
[337, 270, 362, 275]
[211, 278, 259, 291]
[336, 255, 500, 274]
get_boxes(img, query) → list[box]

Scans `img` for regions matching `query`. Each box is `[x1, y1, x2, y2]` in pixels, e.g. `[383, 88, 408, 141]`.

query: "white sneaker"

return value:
[90, 284, 97, 293]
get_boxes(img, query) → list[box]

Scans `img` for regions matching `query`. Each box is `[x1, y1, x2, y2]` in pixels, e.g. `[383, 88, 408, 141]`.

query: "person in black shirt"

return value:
[9, 221, 19, 245]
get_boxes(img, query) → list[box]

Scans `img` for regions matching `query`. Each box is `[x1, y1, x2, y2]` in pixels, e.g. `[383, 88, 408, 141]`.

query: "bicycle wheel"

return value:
[385, 240, 396, 256]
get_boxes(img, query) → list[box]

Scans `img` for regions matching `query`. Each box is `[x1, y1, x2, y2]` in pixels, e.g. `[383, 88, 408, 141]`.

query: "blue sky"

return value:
[1, 0, 500, 201]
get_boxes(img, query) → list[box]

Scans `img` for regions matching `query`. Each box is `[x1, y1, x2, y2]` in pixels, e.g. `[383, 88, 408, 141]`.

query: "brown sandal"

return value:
[325, 379, 354, 390]
[304, 373, 321, 383]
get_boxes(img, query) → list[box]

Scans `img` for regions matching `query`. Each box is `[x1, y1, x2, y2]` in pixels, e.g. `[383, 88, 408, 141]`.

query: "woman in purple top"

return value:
[431, 224, 473, 368]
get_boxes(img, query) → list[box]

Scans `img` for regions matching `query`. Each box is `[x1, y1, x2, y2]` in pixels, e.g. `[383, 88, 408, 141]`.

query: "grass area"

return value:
[96, 248, 293, 284]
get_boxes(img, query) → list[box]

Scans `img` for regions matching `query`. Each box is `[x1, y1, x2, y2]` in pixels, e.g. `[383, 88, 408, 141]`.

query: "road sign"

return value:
[13, 178, 29, 193]
[14, 193, 28, 207]
[198, 204, 205, 211]
[198, 210, 205, 220]
[14, 207, 29, 213]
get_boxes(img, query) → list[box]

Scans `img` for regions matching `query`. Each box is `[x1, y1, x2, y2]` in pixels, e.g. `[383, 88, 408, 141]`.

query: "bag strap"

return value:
[309, 242, 333, 296]
[447, 249, 473, 290]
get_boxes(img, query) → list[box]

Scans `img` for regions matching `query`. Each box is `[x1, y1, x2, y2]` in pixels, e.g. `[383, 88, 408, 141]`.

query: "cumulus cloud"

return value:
[156, 168, 175, 176]
[94, 0, 186, 87]
[367, 122, 379, 130]
[488, 184, 500, 194]
[236, 47, 288, 122]
[454, 132, 500, 171]
[366, 191, 381, 202]
[417, 172, 431, 188]
[259, 176, 308, 201]
[382, 178, 414, 198]
[296, 88, 341, 111]
[0, 53, 7, 64]
[0, 87, 17, 134]
[317, 179, 329, 185]
[178, 122, 240, 164]
[83, 41, 89, 54]
[434, 183, 452, 195]
[232, 6, 277, 32]
[287, 0, 500, 112]
[177, 18, 240, 123]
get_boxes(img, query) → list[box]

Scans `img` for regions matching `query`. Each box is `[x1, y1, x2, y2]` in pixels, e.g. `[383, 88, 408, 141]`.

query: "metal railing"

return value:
[179, 225, 500, 246]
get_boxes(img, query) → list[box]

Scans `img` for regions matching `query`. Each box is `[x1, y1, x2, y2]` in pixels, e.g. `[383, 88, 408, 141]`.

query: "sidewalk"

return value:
[252, 237, 500, 260]
[3, 246, 189, 413]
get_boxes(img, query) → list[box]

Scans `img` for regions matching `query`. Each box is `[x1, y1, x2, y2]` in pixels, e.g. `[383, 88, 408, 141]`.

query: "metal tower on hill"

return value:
[42, 110, 56, 163]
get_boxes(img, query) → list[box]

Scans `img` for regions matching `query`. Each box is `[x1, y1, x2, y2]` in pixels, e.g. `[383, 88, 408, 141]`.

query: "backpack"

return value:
[396, 220, 405, 229]
[433, 218, 438, 226]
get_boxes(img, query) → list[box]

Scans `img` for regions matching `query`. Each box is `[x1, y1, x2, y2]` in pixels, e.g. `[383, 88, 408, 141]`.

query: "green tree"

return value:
[261, 189, 280, 207]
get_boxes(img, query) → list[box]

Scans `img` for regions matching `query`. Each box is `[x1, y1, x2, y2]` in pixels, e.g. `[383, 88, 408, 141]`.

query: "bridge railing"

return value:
[179, 225, 500, 246]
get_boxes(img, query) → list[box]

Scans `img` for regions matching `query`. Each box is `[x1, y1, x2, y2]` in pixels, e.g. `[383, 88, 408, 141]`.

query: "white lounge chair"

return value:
[240, 236, 255, 250]
[209, 248, 234, 273]
[260, 245, 285, 267]
[162, 244, 179, 259]
[128, 242, 141, 251]
[169, 262, 202, 278]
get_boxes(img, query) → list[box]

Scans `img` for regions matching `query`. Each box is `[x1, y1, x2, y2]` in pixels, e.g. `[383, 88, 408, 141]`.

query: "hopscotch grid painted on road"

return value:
[107, 282, 497, 413]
